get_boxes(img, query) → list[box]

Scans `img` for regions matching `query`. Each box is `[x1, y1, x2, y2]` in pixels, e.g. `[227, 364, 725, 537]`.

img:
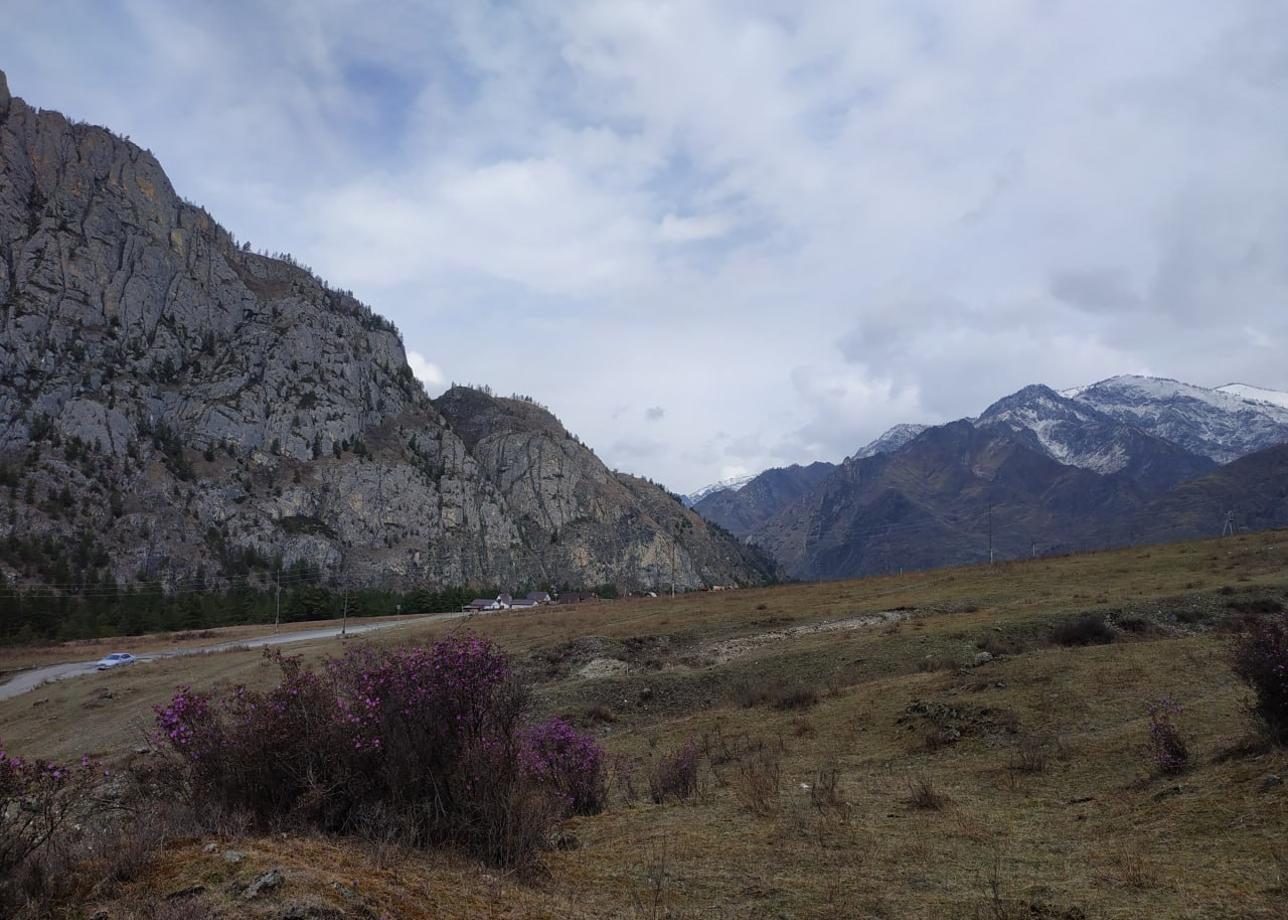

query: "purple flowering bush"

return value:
[522, 717, 607, 815]
[0, 746, 100, 903]
[1145, 697, 1188, 775]
[1232, 618, 1288, 745]
[154, 636, 605, 867]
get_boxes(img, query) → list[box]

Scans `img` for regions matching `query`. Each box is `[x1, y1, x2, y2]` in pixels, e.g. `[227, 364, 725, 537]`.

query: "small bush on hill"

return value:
[1145, 697, 1188, 775]
[1232, 619, 1288, 745]
[648, 740, 701, 804]
[905, 774, 944, 810]
[153, 637, 604, 868]
[732, 747, 782, 816]
[522, 717, 607, 816]
[731, 677, 820, 710]
[1050, 615, 1115, 647]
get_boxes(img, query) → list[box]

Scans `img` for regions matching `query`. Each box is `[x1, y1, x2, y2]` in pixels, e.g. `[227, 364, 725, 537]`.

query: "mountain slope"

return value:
[1127, 443, 1288, 544]
[1215, 383, 1288, 411]
[975, 384, 1215, 490]
[851, 423, 929, 460]
[433, 386, 775, 588]
[684, 474, 755, 507]
[691, 461, 837, 538]
[0, 70, 764, 593]
[1069, 375, 1288, 464]
[751, 422, 1141, 580]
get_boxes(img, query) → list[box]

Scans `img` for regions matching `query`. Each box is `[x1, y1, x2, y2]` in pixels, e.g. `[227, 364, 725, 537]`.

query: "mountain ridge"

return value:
[695, 375, 1288, 581]
[0, 70, 770, 593]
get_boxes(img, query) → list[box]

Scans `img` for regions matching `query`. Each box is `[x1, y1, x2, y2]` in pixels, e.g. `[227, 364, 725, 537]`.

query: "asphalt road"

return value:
[0, 611, 468, 702]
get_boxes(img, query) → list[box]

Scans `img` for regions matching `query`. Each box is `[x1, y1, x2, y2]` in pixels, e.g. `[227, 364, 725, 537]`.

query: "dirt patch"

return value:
[896, 698, 1021, 749]
[702, 610, 907, 665]
[576, 657, 630, 679]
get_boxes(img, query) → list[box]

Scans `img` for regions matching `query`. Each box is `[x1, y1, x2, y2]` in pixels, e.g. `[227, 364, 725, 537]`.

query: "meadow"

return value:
[2, 531, 1286, 918]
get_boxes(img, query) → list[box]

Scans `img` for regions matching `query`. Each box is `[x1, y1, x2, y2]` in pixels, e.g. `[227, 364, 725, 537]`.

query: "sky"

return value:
[4, 0, 1287, 493]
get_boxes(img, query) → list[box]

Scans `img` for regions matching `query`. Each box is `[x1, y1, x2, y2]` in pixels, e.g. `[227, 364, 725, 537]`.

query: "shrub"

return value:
[731, 677, 820, 710]
[522, 717, 607, 816]
[154, 637, 605, 868]
[647, 740, 701, 804]
[905, 774, 944, 810]
[1050, 615, 1115, 647]
[732, 747, 782, 816]
[1232, 619, 1288, 745]
[771, 683, 820, 711]
[0, 747, 102, 912]
[1007, 738, 1049, 775]
[1145, 697, 1188, 775]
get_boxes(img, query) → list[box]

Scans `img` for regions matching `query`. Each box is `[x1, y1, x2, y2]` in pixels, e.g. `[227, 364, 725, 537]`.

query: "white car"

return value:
[95, 652, 136, 670]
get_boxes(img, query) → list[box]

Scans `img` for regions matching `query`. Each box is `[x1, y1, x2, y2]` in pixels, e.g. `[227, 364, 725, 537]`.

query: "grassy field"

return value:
[4, 531, 1287, 917]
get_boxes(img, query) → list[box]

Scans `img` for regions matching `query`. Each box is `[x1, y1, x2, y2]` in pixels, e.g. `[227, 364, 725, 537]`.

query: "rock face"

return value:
[433, 386, 775, 590]
[0, 71, 770, 592]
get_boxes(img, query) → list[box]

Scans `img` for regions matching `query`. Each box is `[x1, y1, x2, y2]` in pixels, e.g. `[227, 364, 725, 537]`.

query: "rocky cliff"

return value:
[0, 70, 770, 593]
[433, 386, 775, 590]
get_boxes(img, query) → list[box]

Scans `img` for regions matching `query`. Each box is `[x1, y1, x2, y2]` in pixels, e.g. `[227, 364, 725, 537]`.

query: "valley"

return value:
[2, 532, 1286, 917]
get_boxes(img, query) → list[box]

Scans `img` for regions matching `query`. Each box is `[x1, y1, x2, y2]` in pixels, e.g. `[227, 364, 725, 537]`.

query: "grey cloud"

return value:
[8, 1, 1288, 494]
[1049, 268, 1142, 314]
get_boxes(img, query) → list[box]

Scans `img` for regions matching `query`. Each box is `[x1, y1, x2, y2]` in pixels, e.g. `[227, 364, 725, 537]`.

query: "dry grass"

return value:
[5, 531, 1288, 917]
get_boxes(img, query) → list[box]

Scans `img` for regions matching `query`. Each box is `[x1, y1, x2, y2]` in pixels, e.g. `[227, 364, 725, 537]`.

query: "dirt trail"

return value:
[702, 610, 907, 664]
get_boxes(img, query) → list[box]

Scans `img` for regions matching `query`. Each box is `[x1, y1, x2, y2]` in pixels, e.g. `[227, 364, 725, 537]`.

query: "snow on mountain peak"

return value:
[1068, 375, 1288, 464]
[1216, 382, 1288, 411]
[851, 423, 929, 460]
[684, 473, 756, 506]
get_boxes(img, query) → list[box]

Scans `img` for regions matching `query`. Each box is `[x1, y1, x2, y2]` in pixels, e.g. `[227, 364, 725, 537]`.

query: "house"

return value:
[556, 591, 599, 605]
[525, 591, 553, 605]
[508, 597, 540, 610]
[463, 595, 509, 612]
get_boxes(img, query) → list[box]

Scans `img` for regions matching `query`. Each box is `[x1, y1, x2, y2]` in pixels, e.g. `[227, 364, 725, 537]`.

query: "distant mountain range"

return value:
[693, 375, 1288, 580]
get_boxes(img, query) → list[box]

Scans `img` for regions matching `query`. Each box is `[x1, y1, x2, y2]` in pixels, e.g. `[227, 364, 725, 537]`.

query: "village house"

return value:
[462, 590, 557, 613]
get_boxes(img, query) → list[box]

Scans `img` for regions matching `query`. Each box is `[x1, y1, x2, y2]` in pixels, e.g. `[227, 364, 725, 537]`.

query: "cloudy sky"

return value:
[4, 1, 1287, 492]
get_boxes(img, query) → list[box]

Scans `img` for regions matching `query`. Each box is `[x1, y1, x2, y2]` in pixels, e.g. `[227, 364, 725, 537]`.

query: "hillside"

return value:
[0, 70, 765, 593]
[3, 531, 1286, 918]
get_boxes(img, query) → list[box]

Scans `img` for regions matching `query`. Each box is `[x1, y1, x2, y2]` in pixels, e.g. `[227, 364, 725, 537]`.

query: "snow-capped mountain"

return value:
[973, 384, 1215, 487]
[1067, 375, 1288, 464]
[851, 423, 930, 460]
[690, 373, 1288, 582]
[1216, 383, 1288, 411]
[684, 473, 757, 506]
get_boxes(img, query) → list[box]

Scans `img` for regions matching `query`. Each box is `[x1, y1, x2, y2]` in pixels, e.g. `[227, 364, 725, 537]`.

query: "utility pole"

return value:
[1222, 510, 1235, 537]
[987, 501, 994, 566]
[338, 558, 350, 638]
[273, 568, 281, 633]
[670, 533, 676, 599]
[341, 577, 349, 638]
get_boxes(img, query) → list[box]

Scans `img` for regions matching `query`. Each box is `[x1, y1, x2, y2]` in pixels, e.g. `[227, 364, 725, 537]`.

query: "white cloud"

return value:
[405, 350, 446, 395]
[6, 0, 1288, 492]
